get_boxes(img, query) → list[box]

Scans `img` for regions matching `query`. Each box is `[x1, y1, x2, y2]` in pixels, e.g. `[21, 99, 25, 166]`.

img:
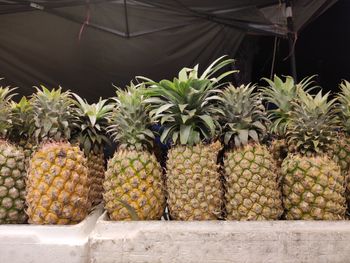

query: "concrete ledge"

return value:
[89, 212, 350, 263]
[0, 205, 103, 263]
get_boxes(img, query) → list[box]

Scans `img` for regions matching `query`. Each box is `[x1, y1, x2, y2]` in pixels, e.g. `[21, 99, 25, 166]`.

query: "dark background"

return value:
[0, 0, 347, 98]
[251, 0, 350, 93]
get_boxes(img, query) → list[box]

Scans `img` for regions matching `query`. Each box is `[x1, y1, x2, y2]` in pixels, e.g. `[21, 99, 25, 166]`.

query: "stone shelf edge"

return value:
[89, 212, 350, 263]
[0, 204, 103, 263]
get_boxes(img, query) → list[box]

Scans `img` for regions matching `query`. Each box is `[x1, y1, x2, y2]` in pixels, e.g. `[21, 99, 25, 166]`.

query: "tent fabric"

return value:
[0, 0, 336, 101]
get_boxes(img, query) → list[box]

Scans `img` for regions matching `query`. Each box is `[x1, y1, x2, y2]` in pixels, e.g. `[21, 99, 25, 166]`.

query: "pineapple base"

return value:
[0, 139, 27, 224]
[104, 149, 165, 220]
[166, 142, 223, 220]
[224, 143, 283, 220]
[282, 154, 346, 220]
[26, 141, 89, 225]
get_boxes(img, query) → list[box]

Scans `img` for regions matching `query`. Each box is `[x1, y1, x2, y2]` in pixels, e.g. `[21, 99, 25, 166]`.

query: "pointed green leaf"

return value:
[178, 104, 188, 113]
[248, 130, 259, 142]
[239, 129, 249, 146]
[180, 125, 192, 145]
[198, 115, 215, 135]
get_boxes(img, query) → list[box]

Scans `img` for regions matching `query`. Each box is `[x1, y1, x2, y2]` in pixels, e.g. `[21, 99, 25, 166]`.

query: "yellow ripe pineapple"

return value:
[282, 89, 346, 220]
[72, 95, 113, 208]
[218, 84, 283, 220]
[0, 85, 27, 224]
[26, 87, 89, 224]
[103, 83, 165, 220]
[143, 56, 236, 220]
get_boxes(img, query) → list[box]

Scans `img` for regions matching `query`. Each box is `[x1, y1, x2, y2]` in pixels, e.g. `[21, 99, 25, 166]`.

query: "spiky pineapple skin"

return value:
[87, 152, 105, 207]
[26, 142, 89, 224]
[224, 144, 283, 220]
[329, 136, 350, 205]
[282, 154, 346, 220]
[0, 140, 27, 224]
[331, 137, 350, 171]
[18, 139, 37, 169]
[166, 142, 223, 220]
[270, 139, 288, 167]
[104, 149, 165, 220]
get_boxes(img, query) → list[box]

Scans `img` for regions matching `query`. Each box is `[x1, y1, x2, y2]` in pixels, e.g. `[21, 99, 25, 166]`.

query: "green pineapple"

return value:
[72, 95, 113, 207]
[282, 89, 346, 220]
[218, 83, 283, 220]
[0, 84, 27, 224]
[26, 86, 89, 224]
[143, 56, 236, 220]
[103, 83, 165, 220]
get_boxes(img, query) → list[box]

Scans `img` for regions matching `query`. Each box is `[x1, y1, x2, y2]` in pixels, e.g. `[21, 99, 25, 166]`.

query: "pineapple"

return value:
[10, 97, 36, 167]
[103, 83, 165, 220]
[143, 56, 236, 220]
[261, 75, 315, 166]
[332, 80, 350, 206]
[26, 86, 89, 224]
[72, 95, 113, 207]
[0, 85, 27, 224]
[282, 89, 346, 220]
[218, 83, 283, 220]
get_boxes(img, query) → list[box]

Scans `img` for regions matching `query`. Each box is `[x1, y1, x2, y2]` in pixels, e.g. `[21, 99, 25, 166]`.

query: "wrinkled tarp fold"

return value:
[0, 0, 336, 100]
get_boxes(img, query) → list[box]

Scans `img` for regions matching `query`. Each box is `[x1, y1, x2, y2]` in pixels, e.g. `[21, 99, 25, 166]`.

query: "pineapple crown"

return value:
[31, 86, 76, 143]
[218, 83, 268, 147]
[9, 96, 35, 142]
[286, 89, 339, 155]
[0, 82, 16, 138]
[72, 94, 113, 156]
[261, 75, 316, 136]
[337, 80, 350, 133]
[141, 56, 237, 146]
[107, 82, 155, 151]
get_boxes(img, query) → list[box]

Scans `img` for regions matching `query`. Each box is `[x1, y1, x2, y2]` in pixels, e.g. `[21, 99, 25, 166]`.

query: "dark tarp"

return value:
[0, 0, 336, 101]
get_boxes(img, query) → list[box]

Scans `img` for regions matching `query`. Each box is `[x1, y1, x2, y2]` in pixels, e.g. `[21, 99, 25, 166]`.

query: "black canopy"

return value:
[0, 0, 336, 100]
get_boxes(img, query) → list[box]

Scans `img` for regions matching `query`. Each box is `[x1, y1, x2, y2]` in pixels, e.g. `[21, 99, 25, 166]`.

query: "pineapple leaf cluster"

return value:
[0, 82, 16, 138]
[261, 75, 316, 136]
[142, 56, 236, 146]
[107, 83, 154, 151]
[337, 80, 350, 133]
[72, 94, 113, 155]
[31, 86, 76, 143]
[9, 96, 35, 142]
[286, 89, 339, 155]
[218, 83, 268, 147]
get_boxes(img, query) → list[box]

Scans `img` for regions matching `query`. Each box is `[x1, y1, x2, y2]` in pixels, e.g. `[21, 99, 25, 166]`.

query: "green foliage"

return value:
[108, 83, 155, 151]
[218, 83, 268, 147]
[10, 96, 35, 142]
[286, 89, 339, 155]
[141, 56, 237, 146]
[0, 80, 17, 138]
[261, 75, 316, 136]
[31, 85, 76, 142]
[72, 94, 113, 155]
[337, 80, 350, 133]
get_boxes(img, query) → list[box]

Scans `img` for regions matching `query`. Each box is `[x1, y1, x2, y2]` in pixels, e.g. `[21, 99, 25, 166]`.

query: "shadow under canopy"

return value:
[0, 0, 336, 101]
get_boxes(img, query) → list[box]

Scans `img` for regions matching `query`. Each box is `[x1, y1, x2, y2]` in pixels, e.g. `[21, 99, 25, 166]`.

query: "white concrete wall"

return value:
[89, 212, 350, 263]
[0, 205, 103, 263]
